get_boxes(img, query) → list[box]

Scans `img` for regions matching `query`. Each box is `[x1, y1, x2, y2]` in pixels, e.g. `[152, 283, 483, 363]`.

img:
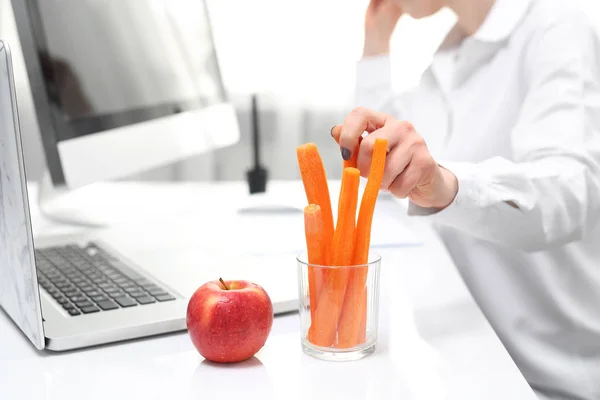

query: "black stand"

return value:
[246, 94, 268, 194]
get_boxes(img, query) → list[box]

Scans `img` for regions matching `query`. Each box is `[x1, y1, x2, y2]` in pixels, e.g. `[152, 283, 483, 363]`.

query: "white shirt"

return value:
[355, 0, 600, 399]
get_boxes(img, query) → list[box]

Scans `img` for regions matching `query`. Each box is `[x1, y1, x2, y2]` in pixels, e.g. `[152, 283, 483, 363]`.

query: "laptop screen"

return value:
[0, 42, 45, 350]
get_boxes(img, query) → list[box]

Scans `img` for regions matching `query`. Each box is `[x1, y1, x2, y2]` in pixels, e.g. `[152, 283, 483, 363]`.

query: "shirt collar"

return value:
[425, 0, 534, 89]
[435, 0, 534, 51]
[471, 0, 534, 43]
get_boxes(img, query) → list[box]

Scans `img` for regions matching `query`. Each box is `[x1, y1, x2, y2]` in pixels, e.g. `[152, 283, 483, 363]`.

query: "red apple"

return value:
[186, 278, 273, 363]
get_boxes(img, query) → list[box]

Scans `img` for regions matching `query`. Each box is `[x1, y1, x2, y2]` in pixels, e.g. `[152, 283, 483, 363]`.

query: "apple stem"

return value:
[219, 277, 229, 290]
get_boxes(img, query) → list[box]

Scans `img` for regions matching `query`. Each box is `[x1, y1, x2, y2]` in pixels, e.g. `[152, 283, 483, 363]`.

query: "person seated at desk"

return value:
[331, 0, 600, 399]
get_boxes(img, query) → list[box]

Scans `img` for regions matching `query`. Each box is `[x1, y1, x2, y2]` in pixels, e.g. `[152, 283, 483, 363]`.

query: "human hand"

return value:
[332, 107, 458, 209]
[363, 0, 404, 57]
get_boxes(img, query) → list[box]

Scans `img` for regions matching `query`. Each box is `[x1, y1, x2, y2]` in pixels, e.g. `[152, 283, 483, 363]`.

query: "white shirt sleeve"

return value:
[409, 16, 600, 252]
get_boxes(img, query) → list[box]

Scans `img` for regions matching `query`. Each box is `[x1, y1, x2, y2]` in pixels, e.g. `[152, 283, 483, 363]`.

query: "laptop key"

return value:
[75, 301, 93, 308]
[142, 284, 160, 290]
[155, 294, 176, 302]
[100, 269, 117, 277]
[70, 295, 87, 302]
[136, 296, 156, 305]
[142, 285, 162, 292]
[147, 288, 168, 296]
[96, 300, 119, 311]
[98, 282, 115, 289]
[68, 309, 81, 316]
[129, 291, 147, 298]
[63, 303, 76, 310]
[91, 295, 108, 302]
[37, 264, 50, 272]
[115, 297, 137, 307]
[108, 292, 126, 299]
[86, 290, 102, 297]
[80, 306, 100, 314]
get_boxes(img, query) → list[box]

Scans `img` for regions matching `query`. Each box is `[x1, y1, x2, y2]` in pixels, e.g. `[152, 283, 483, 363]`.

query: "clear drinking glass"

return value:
[296, 252, 382, 361]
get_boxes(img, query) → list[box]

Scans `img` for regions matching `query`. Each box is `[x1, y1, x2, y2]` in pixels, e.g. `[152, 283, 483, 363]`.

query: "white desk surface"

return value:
[0, 181, 538, 400]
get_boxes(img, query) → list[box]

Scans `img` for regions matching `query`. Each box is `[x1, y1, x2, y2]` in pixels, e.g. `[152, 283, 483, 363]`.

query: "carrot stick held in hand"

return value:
[310, 167, 360, 347]
[303, 204, 326, 340]
[337, 138, 388, 348]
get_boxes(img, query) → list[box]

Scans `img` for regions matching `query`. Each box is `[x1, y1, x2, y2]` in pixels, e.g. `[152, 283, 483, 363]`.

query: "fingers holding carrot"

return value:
[331, 107, 458, 210]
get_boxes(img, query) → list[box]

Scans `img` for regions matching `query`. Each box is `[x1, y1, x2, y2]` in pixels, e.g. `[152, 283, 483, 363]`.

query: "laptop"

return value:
[0, 41, 300, 352]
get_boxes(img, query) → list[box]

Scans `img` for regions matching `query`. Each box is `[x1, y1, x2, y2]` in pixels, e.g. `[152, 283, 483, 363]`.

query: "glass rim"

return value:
[296, 251, 382, 269]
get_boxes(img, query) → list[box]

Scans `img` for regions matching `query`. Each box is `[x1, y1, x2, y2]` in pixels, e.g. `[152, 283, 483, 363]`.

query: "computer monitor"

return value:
[11, 0, 240, 191]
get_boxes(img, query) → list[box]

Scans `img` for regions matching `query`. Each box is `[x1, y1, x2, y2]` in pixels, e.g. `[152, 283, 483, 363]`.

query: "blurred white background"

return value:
[1, 0, 599, 183]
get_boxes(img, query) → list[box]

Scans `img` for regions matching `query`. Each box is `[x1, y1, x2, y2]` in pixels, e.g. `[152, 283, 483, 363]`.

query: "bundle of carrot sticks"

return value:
[296, 137, 388, 349]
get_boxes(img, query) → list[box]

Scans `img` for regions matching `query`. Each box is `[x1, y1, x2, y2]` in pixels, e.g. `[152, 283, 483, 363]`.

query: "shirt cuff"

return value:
[356, 54, 393, 90]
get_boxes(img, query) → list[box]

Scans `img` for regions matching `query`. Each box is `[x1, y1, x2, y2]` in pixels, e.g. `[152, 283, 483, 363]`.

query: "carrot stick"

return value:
[336, 138, 388, 348]
[303, 204, 326, 342]
[338, 137, 362, 217]
[296, 144, 335, 266]
[297, 143, 335, 325]
[356, 287, 367, 343]
[343, 137, 363, 169]
[309, 167, 360, 347]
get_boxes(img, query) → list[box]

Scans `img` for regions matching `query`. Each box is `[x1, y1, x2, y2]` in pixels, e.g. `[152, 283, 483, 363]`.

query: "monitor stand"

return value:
[37, 170, 112, 228]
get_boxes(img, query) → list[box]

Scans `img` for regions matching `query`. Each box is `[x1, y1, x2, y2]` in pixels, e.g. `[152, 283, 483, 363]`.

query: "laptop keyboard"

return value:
[35, 244, 175, 316]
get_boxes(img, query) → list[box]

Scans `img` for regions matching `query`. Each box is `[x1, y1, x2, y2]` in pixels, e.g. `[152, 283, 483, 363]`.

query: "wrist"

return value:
[433, 166, 458, 209]
[363, 36, 391, 57]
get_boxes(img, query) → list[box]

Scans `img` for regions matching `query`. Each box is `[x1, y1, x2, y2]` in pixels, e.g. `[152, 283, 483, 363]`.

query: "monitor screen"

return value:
[31, 0, 225, 139]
